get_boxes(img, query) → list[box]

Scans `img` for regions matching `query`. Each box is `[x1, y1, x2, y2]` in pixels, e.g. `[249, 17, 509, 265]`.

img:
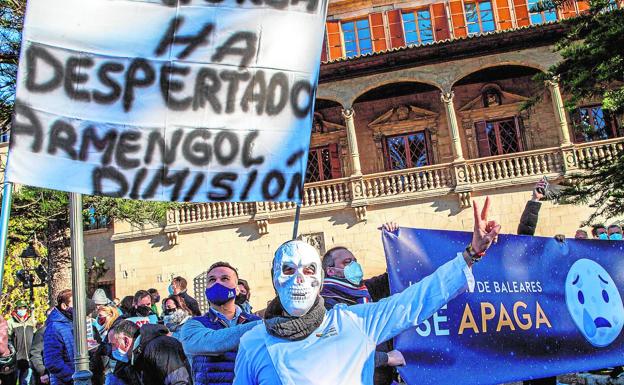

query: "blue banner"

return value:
[382, 228, 624, 385]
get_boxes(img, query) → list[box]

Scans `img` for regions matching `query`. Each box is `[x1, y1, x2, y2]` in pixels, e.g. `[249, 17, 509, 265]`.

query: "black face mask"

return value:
[153, 295, 160, 303]
[235, 294, 248, 306]
[136, 305, 152, 317]
[163, 308, 176, 316]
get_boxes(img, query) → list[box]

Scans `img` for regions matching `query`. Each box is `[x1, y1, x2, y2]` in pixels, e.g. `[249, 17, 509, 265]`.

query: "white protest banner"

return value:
[7, 0, 328, 202]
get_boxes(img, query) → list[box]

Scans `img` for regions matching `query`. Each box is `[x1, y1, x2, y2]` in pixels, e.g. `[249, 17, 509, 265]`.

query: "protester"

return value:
[109, 320, 192, 385]
[607, 223, 622, 240]
[95, 306, 120, 341]
[591, 224, 608, 239]
[148, 288, 162, 317]
[321, 224, 406, 385]
[574, 229, 588, 239]
[233, 198, 500, 385]
[0, 315, 17, 385]
[7, 299, 36, 385]
[119, 296, 134, 316]
[92, 288, 113, 310]
[162, 295, 192, 339]
[123, 290, 158, 326]
[170, 276, 201, 316]
[113, 298, 121, 307]
[43, 289, 75, 385]
[91, 305, 119, 385]
[235, 279, 253, 314]
[181, 262, 261, 385]
[30, 308, 52, 385]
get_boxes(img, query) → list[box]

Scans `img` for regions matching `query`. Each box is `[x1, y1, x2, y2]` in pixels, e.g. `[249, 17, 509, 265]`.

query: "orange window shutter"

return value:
[387, 9, 406, 48]
[432, 3, 452, 41]
[493, 0, 513, 29]
[326, 21, 343, 60]
[369, 12, 388, 52]
[577, 0, 590, 12]
[512, 0, 530, 26]
[560, 2, 577, 18]
[449, 0, 467, 38]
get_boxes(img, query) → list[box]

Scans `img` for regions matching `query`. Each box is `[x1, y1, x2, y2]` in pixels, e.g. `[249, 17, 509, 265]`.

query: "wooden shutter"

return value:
[369, 12, 388, 52]
[494, 0, 513, 29]
[576, 0, 590, 12]
[512, 0, 531, 27]
[474, 121, 491, 157]
[321, 33, 328, 62]
[424, 130, 434, 165]
[432, 3, 452, 41]
[387, 9, 406, 48]
[328, 143, 342, 179]
[560, 1, 578, 18]
[449, 0, 467, 38]
[326, 21, 343, 60]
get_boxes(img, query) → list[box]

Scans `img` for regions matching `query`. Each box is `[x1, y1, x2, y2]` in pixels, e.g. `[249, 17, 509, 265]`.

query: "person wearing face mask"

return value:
[7, 300, 36, 385]
[235, 279, 253, 314]
[148, 288, 163, 318]
[162, 295, 193, 339]
[607, 224, 623, 240]
[181, 262, 261, 385]
[320, 223, 404, 385]
[122, 290, 159, 326]
[592, 224, 608, 239]
[108, 320, 191, 385]
[169, 276, 202, 316]
[234, 197, 501, 385]
[43, 289, 75, 385]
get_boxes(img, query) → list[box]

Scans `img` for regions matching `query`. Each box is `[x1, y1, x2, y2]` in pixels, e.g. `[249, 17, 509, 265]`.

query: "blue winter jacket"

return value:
[43, 308, 75, 385]
[192, 309, 260, 385]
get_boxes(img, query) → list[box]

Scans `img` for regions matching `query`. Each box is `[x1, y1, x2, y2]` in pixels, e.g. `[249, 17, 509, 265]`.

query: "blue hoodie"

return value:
[43, 308, 75, 385]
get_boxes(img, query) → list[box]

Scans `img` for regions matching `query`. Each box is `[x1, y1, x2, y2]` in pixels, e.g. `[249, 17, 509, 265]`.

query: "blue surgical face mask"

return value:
[112, 349, 129, 363]
[16, 309, 27, 318]
[205, 283, 236, 306]
[343, 261, 364, 285]
[168, 285, 175, 295]
[598, 233, 609, 240]
[609, 233, 623, 241]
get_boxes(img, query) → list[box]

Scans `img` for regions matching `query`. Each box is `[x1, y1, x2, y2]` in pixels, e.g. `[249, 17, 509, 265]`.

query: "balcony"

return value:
[163, 137, 624, 244]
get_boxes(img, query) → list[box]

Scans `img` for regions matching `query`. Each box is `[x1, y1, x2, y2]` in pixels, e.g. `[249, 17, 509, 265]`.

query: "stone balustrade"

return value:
[165, 137, 624, 237]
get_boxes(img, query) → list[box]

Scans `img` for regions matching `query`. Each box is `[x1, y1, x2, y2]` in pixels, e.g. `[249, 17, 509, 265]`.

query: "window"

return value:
[475, 118, 525, 157]
[342, 19, 373, 58]
[306, 145, 341, 182]
[573, 105, 620, 142]
[527, 0, 557, 24]
[385, 132, 431, 170]
[85, 207, 109, 231]
[0, 131, 8, 143]
[464, 1, 496, 35]
[402, 9, 434, 45]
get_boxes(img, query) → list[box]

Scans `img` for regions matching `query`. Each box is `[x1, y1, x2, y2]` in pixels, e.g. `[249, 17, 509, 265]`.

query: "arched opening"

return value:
[306, 99, 347, 183]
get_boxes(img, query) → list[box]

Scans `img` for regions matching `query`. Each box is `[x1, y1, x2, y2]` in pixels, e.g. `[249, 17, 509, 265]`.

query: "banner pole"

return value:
[292, 203, 302, 240]
[69, 192, 92, 385]
[0, 182, 13, 294]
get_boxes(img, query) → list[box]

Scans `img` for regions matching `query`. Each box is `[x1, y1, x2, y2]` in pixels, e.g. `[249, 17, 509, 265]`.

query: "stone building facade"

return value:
[84, 0, 623, 311]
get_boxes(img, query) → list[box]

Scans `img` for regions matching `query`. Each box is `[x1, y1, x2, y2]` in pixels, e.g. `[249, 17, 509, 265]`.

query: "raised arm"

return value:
[179, 318, 261, 355]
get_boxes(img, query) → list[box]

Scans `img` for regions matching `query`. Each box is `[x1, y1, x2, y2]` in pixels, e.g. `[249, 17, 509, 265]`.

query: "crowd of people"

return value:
[0, 187, 620, 385]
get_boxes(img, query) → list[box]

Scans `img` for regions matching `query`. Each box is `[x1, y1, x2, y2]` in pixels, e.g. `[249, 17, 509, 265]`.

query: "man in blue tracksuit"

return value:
[234, 198, 501, 385]
[183, 261, 260, 385]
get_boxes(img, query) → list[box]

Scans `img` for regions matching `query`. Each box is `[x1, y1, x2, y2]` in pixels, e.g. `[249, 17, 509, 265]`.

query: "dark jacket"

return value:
[29, 325, 46, 379]
[191, 309, 260, 385]
[134, 323, 192, 385]
[517, 200, 541, 236]
[179, 291, 201, 316]
[7, 311, 36, 362]
[43, 308, 74, 385]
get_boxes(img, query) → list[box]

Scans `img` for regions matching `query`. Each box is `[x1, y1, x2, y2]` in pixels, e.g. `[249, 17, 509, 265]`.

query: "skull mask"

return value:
[272, 241, 322, 317]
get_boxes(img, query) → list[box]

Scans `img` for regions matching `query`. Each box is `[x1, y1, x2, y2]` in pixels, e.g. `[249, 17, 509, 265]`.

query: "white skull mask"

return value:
[272, 241, 322, 317]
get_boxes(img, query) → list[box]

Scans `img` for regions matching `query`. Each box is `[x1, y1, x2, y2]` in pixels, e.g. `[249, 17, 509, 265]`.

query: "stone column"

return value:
[441, 91, 465, 161]
[547, 77, 572, 146]
[342, 108, 362, 176]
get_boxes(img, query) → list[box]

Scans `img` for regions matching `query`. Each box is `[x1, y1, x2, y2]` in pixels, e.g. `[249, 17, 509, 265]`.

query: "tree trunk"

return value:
[46, 218, 72, 305]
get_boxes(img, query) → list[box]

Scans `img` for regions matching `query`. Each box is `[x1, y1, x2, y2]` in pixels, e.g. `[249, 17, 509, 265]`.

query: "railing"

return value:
[363, 164, 453, 199]
[465, 147, 564, 184]
[166, 137, 624, 228]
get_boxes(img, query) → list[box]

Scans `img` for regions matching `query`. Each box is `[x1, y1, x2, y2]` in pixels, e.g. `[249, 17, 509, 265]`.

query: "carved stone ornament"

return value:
[256, 219, 269, 235]
[298, 232, 326, 256]
[458, 84, 529, 112]
[458, 192, 472, 209]
[368, 104, 438, 130]
[312, 111, 347, 134]
[166, 230, 179, 246]
[354, 206, 367, 222]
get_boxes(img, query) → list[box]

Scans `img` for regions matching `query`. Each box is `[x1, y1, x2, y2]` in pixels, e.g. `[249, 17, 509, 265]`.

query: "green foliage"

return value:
[548, 1, 624, 223]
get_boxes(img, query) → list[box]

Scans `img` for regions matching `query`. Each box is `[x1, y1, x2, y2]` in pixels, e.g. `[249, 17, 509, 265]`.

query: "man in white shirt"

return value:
[233, 197, 501, 385]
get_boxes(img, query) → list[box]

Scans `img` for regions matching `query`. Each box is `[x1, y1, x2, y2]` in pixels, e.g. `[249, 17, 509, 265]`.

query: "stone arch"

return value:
[351, 78, 444, 106]
[451, 62, 547, 89]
